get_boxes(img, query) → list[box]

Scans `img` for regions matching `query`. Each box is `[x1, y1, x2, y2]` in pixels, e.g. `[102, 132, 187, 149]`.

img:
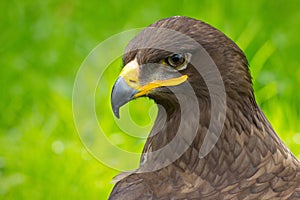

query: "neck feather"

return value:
[140, 95, 298, 180]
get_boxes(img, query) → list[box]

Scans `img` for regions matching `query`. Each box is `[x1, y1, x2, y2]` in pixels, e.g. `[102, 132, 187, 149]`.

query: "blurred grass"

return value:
[1, 0, 300, 199]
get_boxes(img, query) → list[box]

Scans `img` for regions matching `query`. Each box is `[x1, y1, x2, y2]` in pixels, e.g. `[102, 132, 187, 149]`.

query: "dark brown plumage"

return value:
[109, 16, 300, 199]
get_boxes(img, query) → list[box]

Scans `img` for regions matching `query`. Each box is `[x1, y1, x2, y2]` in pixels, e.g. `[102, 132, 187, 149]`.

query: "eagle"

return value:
[109, 16, 300, 199]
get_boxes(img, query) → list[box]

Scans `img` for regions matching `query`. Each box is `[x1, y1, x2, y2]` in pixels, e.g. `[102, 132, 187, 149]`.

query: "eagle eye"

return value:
[165, 53, 189, 70]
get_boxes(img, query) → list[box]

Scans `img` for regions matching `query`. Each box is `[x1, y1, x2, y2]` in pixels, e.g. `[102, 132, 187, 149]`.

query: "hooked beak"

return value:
[111, 58, 188, 118]
[111, 76, 138, 118]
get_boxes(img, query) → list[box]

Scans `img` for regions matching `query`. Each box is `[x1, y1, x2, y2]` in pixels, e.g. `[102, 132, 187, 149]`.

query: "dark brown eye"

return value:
[167, 53, 186, 68]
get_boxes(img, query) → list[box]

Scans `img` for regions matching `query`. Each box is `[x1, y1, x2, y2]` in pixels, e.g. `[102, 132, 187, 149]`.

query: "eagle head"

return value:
[111, 16, 253, 118]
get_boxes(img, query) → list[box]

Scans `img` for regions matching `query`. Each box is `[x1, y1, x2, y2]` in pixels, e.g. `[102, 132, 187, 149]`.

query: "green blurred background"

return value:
[1, 0, 300, 199]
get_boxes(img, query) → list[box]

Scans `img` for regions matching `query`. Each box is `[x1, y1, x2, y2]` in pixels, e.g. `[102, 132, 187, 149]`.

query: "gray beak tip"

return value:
[111, 77, 138, 119]
[113, 108, 120, 119]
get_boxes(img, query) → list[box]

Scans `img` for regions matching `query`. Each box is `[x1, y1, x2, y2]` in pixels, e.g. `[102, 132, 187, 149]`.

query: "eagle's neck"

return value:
[140, 94, 299, 183]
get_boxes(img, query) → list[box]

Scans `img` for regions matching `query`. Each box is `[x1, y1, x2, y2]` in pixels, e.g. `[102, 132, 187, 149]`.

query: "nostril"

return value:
[129, 80, 136, 83]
